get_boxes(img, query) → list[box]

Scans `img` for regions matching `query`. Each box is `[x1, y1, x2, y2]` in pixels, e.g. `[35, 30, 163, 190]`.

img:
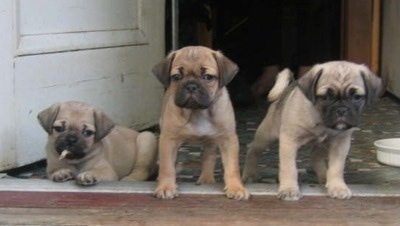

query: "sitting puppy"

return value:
[242, 61, 382, 200]
[152, 46, 250, 200]
[38, 101, 157, 185]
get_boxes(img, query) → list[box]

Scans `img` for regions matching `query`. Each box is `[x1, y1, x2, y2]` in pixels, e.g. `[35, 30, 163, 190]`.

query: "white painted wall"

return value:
[0, 0, 17, 170]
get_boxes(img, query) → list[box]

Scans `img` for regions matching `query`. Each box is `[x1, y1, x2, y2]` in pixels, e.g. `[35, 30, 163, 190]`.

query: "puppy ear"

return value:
[93, 110, 115, 141]
[37, 103, 61, 134]
[297, 68, 323, 103]
[361, 70, 383, 105]
[152, 52, 176, 88]
[213, 51, 239, 87]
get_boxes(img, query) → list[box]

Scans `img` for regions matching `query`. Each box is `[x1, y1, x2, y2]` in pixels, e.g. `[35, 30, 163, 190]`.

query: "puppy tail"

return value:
[267, 68, 294, 102]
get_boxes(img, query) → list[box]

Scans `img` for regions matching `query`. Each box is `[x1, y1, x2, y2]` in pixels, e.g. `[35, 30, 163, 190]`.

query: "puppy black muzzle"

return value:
[324, 103, 361, 131]
[174, 81, 212, 109]
[54, 132, 87, 160]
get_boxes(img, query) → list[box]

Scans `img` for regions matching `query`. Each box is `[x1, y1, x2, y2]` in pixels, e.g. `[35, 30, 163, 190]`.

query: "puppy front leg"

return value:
[326, 134, 352, 199]
[49, 168, 76, 182]
[219, 135, 250, 200]
[154, 135, 180, 199]
[278, 134, 301, 201]
[76, 161, 118, 186]
[47, 149, 77, 182]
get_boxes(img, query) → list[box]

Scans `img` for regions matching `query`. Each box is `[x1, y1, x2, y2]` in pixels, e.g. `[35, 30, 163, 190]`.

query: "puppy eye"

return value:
[319, 89, 336, 101]
[201, 74, 215, 81]
[53, 126, 65, 133]
[171, 74, 183, 81]
[349, 88, 364, 102]
[352, 94, 364, 102]
[82, 130, 95, 137]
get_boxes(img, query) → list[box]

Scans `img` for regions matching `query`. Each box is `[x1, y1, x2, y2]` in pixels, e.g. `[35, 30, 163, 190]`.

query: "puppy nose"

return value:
[66, 135, 78, 144]
[337, 107, 348, 116]
[186, 83, 199, 92]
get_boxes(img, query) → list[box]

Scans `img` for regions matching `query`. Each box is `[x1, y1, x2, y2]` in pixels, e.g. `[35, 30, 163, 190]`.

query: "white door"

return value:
[0, 0, 165, 170]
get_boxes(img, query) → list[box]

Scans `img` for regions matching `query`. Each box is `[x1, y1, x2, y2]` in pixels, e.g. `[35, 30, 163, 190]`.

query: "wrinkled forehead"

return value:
[170, 48, 218, 74]
[316, 64, 366, 95]
[54, 103, 95, 129]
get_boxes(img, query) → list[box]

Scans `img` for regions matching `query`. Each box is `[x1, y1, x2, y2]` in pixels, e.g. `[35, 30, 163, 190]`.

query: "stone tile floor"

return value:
[4, 94, 400, 187]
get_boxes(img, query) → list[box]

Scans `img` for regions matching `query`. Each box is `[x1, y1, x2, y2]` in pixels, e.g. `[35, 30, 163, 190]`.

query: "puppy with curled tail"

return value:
[242, 61, 382, 201]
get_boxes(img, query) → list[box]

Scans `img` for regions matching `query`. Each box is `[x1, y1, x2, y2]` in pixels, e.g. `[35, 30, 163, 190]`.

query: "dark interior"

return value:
[166, 0, 342, 105]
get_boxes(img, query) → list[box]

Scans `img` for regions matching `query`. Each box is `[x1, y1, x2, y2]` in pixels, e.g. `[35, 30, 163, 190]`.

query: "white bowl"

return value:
[374, 138, 400, 167]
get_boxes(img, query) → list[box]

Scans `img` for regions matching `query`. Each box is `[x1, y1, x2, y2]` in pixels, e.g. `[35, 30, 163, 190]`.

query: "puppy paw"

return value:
[224, 184, 250, 200]
[76, 172, 98, 186]
[196, 174, 216, 185]
[327, 185, 352, 199]
[241, 173, 259, 183]
[241, 167, 259, 183]
[50, 169, 75, 182]
[278, 187, 302, 201]
[154, 183, 179, 199]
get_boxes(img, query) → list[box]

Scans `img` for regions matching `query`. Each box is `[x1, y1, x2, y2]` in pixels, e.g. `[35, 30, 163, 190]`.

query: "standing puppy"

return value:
[38, 101, 157, 185]
[152, 46, 250, 200]
[242, 61, 382, 201]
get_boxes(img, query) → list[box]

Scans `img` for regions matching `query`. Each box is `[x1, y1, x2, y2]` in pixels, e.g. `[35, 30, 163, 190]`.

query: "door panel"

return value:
[19, 0, 139, 33]
[17, 0, 146, 56]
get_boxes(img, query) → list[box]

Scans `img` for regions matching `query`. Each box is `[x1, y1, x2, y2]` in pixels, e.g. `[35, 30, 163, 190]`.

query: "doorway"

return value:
[166, 0, 380, 105]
